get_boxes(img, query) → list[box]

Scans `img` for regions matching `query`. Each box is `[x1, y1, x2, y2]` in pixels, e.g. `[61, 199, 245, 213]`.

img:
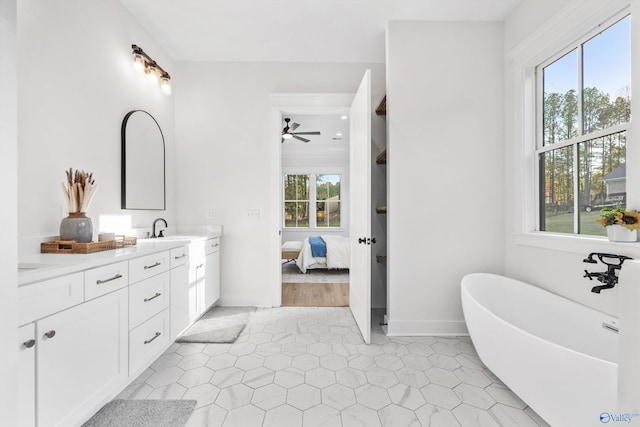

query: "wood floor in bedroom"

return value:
[282, 282, 349, 307]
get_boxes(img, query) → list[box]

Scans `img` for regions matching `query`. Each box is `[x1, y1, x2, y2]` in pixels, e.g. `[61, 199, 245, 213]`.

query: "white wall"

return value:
[503, 0, 633, 318]
[386, 21, 505, 335]
[18, 0, 175, 252]
[173, 62, 386, 306]
[0, 0, 19, 423]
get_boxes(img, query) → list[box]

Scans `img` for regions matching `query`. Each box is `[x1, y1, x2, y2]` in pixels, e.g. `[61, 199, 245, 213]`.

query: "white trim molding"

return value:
[386, 319, 469, 337]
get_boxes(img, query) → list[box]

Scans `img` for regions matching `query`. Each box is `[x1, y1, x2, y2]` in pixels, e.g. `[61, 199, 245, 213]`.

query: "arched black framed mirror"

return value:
[121, 110, 166, 210]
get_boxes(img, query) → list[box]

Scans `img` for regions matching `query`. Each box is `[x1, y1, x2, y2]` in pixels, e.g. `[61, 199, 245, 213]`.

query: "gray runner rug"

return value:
[176, 306, 256, 343]
[82, 399, 196, 427]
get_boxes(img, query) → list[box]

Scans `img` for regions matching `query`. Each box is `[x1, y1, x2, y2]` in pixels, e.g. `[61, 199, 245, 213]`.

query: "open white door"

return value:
[349, 70, 372, 344]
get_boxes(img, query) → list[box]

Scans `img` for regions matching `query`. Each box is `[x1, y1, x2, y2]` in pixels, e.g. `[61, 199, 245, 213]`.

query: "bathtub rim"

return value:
[461, 272, 618, 367]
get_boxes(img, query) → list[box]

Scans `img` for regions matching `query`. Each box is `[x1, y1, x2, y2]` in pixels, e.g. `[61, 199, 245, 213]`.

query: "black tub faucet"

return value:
[151, 218, 167, 238]
[583, 252, 632, 293]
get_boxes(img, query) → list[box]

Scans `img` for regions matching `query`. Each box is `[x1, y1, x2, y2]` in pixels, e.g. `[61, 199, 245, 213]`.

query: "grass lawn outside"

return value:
[544, 210, 607, 236]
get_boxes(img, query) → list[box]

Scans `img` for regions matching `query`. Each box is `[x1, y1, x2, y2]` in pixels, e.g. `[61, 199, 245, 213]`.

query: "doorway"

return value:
[269, 78, 373, 344]
[280, 113, 351, 307]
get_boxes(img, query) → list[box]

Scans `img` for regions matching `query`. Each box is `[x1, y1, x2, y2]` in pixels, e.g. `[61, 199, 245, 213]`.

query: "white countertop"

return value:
[18, 233, 221, 286]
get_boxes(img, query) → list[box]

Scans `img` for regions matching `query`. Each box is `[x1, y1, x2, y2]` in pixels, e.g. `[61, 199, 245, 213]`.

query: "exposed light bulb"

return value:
[132, 54, 145, 73]
[160, 76, 172, 95]
[146, 65, 159, 84]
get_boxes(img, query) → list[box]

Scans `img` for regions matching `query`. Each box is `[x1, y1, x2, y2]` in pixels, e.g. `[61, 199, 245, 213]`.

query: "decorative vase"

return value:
[606, 224, 637, 242]
[60, 212, 93, 243]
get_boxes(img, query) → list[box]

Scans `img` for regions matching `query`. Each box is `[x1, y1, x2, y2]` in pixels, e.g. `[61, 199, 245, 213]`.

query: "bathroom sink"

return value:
[139, 235, 201, 243]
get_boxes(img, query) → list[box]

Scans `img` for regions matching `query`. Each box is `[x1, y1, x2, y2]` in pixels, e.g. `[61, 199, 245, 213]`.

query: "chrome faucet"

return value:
[583, 252, 632, 293]
[151, 218, 167, 238]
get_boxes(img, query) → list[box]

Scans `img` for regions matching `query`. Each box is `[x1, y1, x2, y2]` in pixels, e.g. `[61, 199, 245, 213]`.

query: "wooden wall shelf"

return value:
[375, 95, 386, 116]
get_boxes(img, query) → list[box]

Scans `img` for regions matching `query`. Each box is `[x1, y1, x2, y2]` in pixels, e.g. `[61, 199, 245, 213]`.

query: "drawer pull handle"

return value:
[144, 292, 162, 302]
[211, 243, 219, 248]
[23, 339, 36, 348]
[144, 262, 162, 270]
[96, 274, 123, 285]
[144, 332, 161, 344]
[174, 254, 187, 260]
[44, 330, 56, 339]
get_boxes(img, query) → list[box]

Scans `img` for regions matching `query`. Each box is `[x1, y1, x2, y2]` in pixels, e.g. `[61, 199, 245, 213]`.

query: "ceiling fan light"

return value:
[282, 134, 293, 139]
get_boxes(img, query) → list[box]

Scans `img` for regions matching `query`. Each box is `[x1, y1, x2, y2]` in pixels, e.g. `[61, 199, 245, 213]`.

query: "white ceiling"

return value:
[120, 0, 522, 63]
[284, 114, 349, 145]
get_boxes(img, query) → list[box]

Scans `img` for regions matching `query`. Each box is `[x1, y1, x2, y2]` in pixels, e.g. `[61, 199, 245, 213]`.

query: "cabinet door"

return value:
[170, 263, 190, 339]
[37, 288, 128, 427]
[204, 250, 220, 309]
[188, 260, 203, 323]
[18, 324, 35, 427]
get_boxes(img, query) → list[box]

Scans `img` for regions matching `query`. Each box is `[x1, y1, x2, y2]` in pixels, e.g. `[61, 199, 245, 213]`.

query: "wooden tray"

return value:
[41, 236, 137, 254]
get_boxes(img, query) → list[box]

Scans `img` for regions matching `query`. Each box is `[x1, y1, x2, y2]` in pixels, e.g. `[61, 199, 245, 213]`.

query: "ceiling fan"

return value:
[281, 117, 321, 143]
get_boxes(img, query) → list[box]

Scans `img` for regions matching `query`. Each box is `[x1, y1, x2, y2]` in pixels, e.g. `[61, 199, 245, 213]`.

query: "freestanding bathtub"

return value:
[461, 273, 618, 427]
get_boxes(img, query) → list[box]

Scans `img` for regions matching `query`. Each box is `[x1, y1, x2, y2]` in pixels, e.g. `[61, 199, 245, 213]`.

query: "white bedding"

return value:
[296, 235, 350, 274]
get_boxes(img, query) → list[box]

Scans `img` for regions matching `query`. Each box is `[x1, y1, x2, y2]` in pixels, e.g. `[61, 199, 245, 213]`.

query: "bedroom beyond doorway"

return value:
[281, 261, 349, 306]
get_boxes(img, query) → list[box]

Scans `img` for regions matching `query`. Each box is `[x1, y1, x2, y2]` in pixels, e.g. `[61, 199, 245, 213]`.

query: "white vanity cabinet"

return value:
[170, 246, 190, 339]
[128, 251, 171, 377]
[18, 323, 36, 427]
[37, 287, 128, 427]
[204, 237, 221, 308]
[17, 235, 219, 426]
[187, 237, 221, 322]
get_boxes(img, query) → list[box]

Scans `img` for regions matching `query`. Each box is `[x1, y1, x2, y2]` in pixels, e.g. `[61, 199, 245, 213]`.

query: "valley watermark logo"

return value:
[600, 411, 640, 424]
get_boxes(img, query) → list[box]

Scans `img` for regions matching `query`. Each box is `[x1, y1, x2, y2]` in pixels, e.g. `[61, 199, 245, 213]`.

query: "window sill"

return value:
[513, 231, 640, 258]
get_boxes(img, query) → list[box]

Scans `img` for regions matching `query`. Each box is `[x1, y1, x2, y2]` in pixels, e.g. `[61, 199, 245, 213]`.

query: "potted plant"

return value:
[596, 206, 640, 242]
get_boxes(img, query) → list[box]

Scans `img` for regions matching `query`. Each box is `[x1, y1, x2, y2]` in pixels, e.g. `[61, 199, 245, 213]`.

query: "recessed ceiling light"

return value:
[340, 115, 348, 120]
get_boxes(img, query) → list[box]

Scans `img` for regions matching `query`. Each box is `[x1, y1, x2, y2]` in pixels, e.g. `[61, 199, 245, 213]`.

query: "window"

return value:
[316, 174, 341, 227]
[284, 174, 309, 227]
[283, 172, 342, 228]
[538, 15, 630, 236]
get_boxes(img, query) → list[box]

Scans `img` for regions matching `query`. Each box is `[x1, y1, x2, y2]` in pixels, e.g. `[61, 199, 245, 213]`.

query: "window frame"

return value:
[534, 11, 631, 235]
[282, 168, 346, 230]
[283, 173, 311, 228]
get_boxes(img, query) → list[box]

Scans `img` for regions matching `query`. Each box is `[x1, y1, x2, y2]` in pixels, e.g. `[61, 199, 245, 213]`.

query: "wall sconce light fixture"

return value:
[131, 44, 171, 96]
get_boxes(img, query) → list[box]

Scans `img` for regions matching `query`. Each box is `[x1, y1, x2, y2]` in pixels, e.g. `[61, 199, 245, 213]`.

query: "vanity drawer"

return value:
[129, 308, 170, 376]
[18, 273, 84, 325]
[205, 238, 220, 255]
[170, 246, 189, 269]
[129, 271, 170, 329]
[129, 251, 169, 284]
[84, 261, 128, 300]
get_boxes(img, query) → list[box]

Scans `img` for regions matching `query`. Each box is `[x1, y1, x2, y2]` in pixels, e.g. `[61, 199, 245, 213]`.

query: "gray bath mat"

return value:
[82, 399, 196, 427]
[176, 306, 256, 343]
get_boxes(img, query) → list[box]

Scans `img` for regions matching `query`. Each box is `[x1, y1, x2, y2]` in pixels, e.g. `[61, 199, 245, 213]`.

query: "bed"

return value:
[293, 235, 350, 274]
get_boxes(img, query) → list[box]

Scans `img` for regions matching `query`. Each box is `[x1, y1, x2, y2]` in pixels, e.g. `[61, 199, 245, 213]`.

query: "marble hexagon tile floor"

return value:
[116, 307, 550, 427]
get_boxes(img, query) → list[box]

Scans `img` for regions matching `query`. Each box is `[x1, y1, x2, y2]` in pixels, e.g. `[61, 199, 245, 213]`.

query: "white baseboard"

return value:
[218, 294, 274, 307]
[386, 318, 469, 336]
